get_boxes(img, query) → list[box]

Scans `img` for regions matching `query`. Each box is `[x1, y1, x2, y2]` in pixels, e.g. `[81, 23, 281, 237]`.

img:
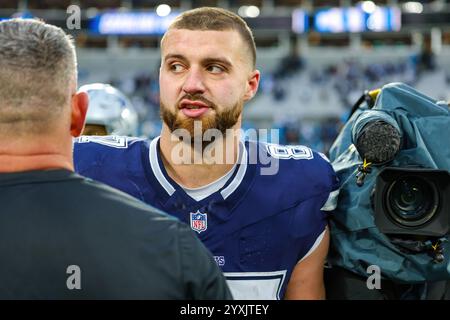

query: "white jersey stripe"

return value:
[149, 137, 176, 196]
[321, 189, 339, 211]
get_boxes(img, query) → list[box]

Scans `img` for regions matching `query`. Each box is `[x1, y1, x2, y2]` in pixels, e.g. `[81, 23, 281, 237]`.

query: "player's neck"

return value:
[159, 125, 240, 189]
[0, 137, 74, 173]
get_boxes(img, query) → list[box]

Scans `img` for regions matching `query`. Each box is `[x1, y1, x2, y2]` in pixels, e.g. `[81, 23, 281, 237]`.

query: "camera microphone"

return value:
[355, 120, 401, 165]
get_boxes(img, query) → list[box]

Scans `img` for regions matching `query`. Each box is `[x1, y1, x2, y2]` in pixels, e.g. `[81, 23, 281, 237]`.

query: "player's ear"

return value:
[243, 69, 260, 102]
[70, 91, 88, 137]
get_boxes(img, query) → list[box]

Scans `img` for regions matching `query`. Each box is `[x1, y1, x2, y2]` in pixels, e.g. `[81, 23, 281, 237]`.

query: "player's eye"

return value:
[170, 63, 185, 73]
[207, 65, 225, 74]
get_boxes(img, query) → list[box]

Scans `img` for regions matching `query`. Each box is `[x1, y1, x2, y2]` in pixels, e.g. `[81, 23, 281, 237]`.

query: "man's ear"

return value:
[243, 69, 260, 102]
[70, 91, 88, 137]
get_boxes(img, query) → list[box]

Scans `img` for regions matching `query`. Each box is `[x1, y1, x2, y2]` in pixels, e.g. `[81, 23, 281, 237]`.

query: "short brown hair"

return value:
[164, 7, 256, 68]
[0, 19, 76, 135]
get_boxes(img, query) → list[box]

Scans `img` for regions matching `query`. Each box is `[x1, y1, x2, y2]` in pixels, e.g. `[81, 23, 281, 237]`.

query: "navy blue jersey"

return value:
[74, 135, 339, 299]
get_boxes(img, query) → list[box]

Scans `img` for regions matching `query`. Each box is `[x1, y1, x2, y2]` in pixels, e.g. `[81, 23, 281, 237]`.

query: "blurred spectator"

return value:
[274, 44, 304, 79]
[418, 37, 436, 73]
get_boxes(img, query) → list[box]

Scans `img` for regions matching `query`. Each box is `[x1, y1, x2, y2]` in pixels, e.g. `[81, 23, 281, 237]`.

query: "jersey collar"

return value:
[144, 135, 255, 211]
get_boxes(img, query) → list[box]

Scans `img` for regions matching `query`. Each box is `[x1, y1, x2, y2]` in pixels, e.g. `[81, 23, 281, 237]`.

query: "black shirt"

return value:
[0, 169, 232, 299]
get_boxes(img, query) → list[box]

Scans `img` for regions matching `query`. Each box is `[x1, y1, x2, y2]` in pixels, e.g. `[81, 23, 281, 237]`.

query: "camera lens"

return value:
[386, 176, 439, 227]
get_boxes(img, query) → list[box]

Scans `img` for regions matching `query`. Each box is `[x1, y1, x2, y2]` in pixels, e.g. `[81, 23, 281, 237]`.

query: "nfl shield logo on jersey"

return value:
[190, 211, 207, 233]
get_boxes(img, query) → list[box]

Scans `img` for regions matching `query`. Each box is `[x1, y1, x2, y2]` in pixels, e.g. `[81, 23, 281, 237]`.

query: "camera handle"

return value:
[348, 89, 381, 120]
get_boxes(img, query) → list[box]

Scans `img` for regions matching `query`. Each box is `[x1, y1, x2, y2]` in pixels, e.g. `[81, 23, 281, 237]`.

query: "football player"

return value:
[74, 7, 339, 299]
[79, 83, 139, 136]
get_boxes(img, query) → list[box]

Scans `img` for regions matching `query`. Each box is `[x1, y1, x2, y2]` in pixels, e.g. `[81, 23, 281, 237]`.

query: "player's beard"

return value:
[160, 93, 243, 147]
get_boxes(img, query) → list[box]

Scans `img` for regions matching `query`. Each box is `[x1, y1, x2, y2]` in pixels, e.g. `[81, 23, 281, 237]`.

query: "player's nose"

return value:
[182, 68, 206, 95]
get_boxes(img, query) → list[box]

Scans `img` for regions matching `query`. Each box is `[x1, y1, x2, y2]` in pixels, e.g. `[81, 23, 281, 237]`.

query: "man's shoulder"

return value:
[67, 172, 181, 229]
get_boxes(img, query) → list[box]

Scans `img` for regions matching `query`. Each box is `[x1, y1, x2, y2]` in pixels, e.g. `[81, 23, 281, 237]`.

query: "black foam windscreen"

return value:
[355, 120, 401, 164]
